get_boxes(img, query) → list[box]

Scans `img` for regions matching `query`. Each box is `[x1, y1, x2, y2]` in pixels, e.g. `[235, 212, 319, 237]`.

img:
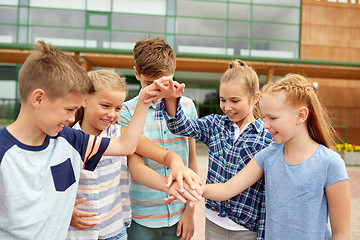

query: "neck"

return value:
[6, 109, 47, 146]
[283, 128, 319, 165]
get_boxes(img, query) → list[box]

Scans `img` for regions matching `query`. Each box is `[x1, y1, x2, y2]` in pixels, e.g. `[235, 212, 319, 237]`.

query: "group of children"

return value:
[0, 38, 350, 240]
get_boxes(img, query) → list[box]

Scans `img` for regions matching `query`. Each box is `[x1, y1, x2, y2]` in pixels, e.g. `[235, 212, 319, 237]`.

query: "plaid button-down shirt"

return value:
[156, 98, 273, 240]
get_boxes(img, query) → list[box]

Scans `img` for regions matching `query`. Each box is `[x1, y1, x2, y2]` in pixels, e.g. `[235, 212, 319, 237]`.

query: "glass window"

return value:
[252, 23, 299, 41]
[30, 0, 85, 10]
[29, 27, 85, 47]
[19, 7, 28, 25]
[228, 21, 249, 38]
[251, 40, 298, 58]
[86, 29, 110, 48]
[87, 0, 111, 12]
[176, 36, 230, 55]
[112, 13, 165, 33]
[228, 39, 249, 55]
[252, 5, 300, 24]
[0, 25, 16, 43]
[109, 31, 164, 50]
[177, 18, 226, 36]
[0, 6, 17, 24]
[0, 80, 16, 99]
[0, 0, 18, 6]
[177, 0, 226, 19]
[253, 0, 300, 7]
[30, 8, 85, 28]
[88, 12, 109, 28]
[18, 26, 28, 44]
[0, 66, 16, 80]
[113, 0, 166, 15]
[228, 3, 250, 20]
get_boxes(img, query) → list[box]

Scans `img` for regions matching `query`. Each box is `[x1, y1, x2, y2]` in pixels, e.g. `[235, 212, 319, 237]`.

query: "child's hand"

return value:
[166, 164, 203, 199]
[154, 77, 185, 99]
[165, 181, 199, 204]
[70, 198, 99, 230]
[142, 77, 185, 103]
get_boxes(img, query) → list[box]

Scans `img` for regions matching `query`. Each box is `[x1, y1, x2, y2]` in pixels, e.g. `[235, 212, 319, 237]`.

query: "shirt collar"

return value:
[225, 116, 264, 133]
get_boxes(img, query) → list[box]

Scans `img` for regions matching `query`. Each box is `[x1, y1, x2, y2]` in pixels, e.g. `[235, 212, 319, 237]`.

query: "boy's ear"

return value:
[297, 106, 309, 125]
[133, 66, 140, 81]
[82, 98, 88, 108]
[31, 88, 46, 108]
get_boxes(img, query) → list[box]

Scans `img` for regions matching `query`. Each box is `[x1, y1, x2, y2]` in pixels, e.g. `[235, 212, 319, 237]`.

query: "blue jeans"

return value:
[100, 227, 127, 240]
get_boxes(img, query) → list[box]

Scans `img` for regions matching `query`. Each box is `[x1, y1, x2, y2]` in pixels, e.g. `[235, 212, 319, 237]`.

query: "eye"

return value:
[101, 104, 109, 108]
[115, 107, 121, 112]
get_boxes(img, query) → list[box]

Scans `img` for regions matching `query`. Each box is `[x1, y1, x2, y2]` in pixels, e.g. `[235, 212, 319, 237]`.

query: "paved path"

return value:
[192, 143, 360, 240]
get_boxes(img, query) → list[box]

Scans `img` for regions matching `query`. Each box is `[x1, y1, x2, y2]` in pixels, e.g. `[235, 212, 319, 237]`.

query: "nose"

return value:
[68, 113, 76, 124]
[263, 118, 270, 129]
[107, 109, 116, 118]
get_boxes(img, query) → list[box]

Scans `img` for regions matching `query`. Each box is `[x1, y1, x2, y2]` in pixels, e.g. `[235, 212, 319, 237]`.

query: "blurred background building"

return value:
[0, 0, 360, 143]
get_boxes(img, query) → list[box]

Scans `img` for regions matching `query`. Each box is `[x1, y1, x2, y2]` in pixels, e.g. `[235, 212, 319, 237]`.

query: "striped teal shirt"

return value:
[67, 123, 131, 240]
[118, 95, 197, 228]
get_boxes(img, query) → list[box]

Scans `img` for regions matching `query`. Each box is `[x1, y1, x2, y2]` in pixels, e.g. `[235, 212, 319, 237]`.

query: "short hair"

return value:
[133, 38, 176, 78]
[18, 41, 94, 102]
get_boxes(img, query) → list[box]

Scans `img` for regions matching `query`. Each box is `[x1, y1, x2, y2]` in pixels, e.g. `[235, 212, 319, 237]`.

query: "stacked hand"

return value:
[142, 77, 185, 103]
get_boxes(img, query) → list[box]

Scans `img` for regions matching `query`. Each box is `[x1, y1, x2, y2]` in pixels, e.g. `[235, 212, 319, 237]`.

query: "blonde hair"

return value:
[18, 41, 94, 102]
[262, 74, 337, 149]
[69, 69, 127, 127]
[133, 38, 176, 77]
[220, 59, 261, 119]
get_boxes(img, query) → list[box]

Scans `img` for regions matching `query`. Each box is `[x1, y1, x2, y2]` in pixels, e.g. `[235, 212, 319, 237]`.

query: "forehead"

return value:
[260, 92, 288, 112]
[51, 92, 86, 106]
[219, 81, 247, 97]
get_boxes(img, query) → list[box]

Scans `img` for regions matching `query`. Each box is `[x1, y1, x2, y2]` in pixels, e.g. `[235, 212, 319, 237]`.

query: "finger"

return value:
[166, 174, 175, 188]
[76, 210, 98, 218]
[176, 173, 185, 192]
[74, 197, 86, 206]
[176, 221, 182, 237]
[164, 195, 176, 204]
[168, 190, 187, 204]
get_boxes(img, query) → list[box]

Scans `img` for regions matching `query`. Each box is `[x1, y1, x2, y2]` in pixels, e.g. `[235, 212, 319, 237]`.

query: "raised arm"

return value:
[202, 158, 263, 201]
[104, 78, 172, 156]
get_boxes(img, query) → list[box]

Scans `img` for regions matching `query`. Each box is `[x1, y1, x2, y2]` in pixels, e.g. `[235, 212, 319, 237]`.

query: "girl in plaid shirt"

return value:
[201, 74, 350, 240]
[156, 60, 273, 240]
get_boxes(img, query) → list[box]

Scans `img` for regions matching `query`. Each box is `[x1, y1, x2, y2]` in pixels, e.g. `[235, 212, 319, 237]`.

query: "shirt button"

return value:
[163, 131, 167, 134]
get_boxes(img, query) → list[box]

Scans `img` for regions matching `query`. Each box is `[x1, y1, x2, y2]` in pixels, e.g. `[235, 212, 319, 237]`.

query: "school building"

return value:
[0, 0, 360, 143]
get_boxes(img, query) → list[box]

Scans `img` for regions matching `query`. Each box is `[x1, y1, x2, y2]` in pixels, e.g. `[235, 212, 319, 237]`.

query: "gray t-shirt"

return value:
[255, 143, 348, 240]
[0, 126, 110, 240]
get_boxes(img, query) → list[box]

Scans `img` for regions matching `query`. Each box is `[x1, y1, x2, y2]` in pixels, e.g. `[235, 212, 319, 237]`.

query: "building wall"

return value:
[301, 0, 360, 144]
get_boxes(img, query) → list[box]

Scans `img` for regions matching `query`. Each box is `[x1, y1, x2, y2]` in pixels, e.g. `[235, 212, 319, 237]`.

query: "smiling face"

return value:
[81, 86, 126, 136]
[260, 91, 299, 144]
[37, 92, 86, 137]
[219, 80, 257, 129]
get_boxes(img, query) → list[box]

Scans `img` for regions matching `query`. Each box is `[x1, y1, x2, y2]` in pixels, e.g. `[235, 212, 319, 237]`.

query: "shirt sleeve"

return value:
[155, 98, 216, 145]
[118, 103, 132, 127]
[325, 153, 349, 187]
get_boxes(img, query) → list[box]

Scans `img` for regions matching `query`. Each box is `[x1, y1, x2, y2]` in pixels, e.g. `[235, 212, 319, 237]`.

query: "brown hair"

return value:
[261, 74, 337, 149]
[220, 59, 261, 119]
[18, 41, 94, 102]
[69, 69, 127, 127]
[133, 38, 176, 77]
